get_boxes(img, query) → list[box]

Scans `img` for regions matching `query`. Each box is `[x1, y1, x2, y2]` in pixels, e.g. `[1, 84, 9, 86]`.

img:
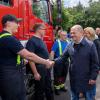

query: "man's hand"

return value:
[34, 72, 41, 80]
[24, 59, 28, 65]
[45, 59, 55, 68]
[89, 80, 96, 85]
[79, 92, 84, 98]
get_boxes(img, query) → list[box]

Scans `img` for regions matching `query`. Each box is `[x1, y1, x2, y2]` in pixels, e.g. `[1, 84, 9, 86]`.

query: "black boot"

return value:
[54, 89, 60, 95]
[60, 87, 68, 92]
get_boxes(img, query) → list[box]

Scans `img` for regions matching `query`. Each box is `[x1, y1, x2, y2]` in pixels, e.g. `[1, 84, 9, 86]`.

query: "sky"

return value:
[63, 0, 99, 7]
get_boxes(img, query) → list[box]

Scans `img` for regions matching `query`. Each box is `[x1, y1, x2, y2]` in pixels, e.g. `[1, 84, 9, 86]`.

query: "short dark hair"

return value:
[33, 23, 45, 32]
[1, 14, 22, 27]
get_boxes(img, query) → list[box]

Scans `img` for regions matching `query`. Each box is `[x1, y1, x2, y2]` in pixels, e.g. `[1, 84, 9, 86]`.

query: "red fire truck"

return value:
[0, 0, 54, 52]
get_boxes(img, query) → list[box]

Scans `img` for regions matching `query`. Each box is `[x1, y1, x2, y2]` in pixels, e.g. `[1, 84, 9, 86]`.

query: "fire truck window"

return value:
[32, 0, 49, 23]
[0, 0, 13, 6]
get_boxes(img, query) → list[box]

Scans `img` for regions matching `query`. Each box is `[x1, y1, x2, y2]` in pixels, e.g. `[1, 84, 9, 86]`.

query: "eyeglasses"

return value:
[62, 34, 67, 36]
[39, 28, 46, 30]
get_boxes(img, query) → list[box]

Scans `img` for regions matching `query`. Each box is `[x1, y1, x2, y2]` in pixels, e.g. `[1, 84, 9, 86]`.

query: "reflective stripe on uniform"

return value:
[57, 39, 62, 56]
[54, 85, 60, 90]
[0, 33, 12, 38]
[54, 84, 65, 89]
[0, 33, 21, 65]
[17, 55, 21, 65]
[57, 39, 69, 56]
[59, 84, 65, 88]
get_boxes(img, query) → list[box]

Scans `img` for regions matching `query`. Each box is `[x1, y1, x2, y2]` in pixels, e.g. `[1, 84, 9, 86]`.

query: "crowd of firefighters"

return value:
[0, 14, 100, 100]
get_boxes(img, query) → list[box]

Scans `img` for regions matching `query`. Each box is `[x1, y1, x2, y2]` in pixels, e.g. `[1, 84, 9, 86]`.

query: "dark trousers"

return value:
[0, 67, 26, 100]
[54, 62, 68, 86]
[34, 66, 54, 100]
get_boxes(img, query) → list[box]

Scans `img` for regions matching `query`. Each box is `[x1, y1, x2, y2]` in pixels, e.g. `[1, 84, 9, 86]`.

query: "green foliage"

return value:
[52, 0, 100, 30]
[82, 1, 100, 28]
[52, 1, 70, 30]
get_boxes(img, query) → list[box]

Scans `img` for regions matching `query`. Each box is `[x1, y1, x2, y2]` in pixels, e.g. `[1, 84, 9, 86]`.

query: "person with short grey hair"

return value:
[50, 30, 69, 95]
[54, 25, 99, 100]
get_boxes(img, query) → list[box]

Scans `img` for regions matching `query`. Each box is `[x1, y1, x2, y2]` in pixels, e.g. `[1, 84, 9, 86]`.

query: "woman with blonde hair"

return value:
[84, 27, 100, 100]
[84, 27, 98, 41]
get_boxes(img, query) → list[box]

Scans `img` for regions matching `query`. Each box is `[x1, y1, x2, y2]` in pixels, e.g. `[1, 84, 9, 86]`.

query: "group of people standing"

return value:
[0, 14, 54, 100]
[53, 25, 100, 100]
[0, 14, 100, 100]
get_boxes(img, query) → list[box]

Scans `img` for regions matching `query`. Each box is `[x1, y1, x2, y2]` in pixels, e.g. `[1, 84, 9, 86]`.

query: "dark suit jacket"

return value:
[94, 38, 100, 70]
[55, 38, 99, 93]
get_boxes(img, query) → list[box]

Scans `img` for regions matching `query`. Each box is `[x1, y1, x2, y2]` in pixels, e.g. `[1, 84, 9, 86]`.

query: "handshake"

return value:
[45, 59, 55, 69]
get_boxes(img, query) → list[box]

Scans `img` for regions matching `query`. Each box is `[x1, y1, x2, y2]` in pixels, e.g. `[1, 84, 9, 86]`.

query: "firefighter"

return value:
[50, 30, 69, 95]
[26, 23, 54, 100]
[0, 14, 53, 100]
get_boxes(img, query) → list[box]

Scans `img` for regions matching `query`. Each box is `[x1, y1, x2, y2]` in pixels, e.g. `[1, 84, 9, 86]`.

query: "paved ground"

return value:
[54, 90, 70, 100]
[0, 74, 100, 100]
[54, 74, 100, 100]
[54, 76, 71, 100]
[96, 74, 100, 100]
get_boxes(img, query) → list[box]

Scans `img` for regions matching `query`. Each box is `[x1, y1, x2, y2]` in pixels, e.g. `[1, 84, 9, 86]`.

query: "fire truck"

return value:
[0, 0, 54, 52]
[0, 0, 54, 99]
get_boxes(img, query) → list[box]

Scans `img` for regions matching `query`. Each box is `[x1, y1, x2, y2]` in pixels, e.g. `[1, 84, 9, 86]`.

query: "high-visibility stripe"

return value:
[59, 84, 65, 88]
[17, 55, 21, 65]
[57, 39, 69, 56]
[57, 39, 62, 56]
[54, 84, 65, 89]
[0, 33, 12, 38]
[54, 85, 60, 90]
[0, 33, 21, 65]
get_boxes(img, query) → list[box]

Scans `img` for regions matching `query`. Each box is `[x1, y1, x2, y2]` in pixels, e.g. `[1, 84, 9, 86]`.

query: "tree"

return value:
[82, 1, 100, 28]
[52, 0, 100, 30]
[52, 1, 70, 30]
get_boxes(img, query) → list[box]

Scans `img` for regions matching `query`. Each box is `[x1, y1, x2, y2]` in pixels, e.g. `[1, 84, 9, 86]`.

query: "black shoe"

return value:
[54, 89, 60, 95]
[60, 87, 68, 92]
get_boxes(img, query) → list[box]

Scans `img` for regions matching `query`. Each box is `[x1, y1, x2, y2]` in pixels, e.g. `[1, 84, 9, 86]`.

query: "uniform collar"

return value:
[71, 37, 86, 46]
[0, 30, 11, 35]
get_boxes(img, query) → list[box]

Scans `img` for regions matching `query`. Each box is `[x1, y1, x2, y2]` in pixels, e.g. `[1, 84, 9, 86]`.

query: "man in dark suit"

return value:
[54, 25, 99, 100]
